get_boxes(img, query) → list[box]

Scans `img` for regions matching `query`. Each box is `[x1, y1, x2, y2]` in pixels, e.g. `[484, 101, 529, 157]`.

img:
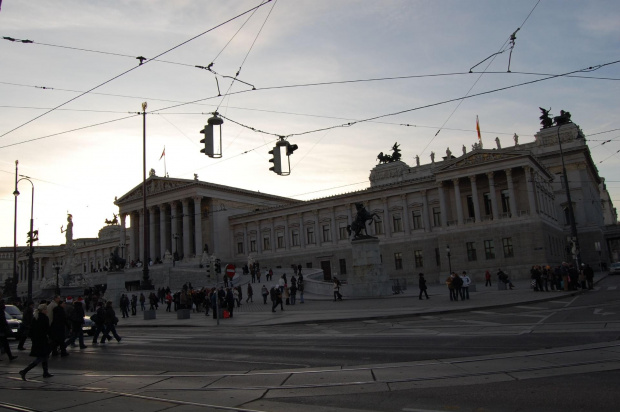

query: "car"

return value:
[4, 312, 22, 339]
[610, 262, 620, 275]
[4, 304, 23, 321]
[83, 316, 94, 336]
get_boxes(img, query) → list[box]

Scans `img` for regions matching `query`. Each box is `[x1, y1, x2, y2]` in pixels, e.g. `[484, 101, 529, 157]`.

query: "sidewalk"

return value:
[114, 276, 601, 328]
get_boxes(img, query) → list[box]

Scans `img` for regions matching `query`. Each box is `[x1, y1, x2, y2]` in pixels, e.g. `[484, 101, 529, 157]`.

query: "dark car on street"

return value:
[4, 312, 22, 339]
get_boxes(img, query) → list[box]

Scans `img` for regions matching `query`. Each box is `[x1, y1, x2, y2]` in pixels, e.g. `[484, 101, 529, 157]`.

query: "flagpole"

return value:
[163, 146, 167, 177]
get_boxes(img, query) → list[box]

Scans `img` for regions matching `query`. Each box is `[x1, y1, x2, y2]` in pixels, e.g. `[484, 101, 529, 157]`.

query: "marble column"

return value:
[159, 205, 167, 257]
[257, 220, 263, 254]
[314, 211, 321, 246]
[506, 169, 518, 217]
[401, 195, 410, 234]
[382, 198, 391, 237]
[149, 206, 157, 261]
[421, 190, 431, 231]
[193, 197, 203, 256]
[120, 213, 127, 255]
[487, 172, 499, 221]
[169, 201, 177, 256]
[299, 214, 305, 248]
[331, 208, 337, 245]
[453, 178, 464, 225]
[181, 199, 190, 259]
[438, 182, 448, 227]
[469, 175, 481, 222]
[524, 166, 537, 215]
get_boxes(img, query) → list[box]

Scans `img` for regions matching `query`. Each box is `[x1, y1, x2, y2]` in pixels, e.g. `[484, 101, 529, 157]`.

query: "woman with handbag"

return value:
[19, 303, 53, 380]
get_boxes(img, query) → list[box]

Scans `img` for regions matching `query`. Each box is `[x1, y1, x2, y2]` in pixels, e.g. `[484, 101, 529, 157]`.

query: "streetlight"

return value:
[119, 242, 126, 259]
[446, 244, 452, 274]
[12, 160, 18, 298]
[52, 262, 61, 296]
[141, 101, 152, 289]
[555, 111, 580, 266]
[15, 175, 35, 302]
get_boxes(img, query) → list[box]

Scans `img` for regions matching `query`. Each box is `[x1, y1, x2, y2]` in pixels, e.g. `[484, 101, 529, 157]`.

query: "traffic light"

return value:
[199, 113, 223, 158]
[286, 142, 298, 156]
[26, 230, 38, 244]
[215, 258, 221, 274]
[268, 144, 282, 174]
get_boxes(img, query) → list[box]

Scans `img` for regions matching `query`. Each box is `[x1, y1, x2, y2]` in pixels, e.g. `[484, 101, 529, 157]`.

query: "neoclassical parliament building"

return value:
[5, 117, 620, 296]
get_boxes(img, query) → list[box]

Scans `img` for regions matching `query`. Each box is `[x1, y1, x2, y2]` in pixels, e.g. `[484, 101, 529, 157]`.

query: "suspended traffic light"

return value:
[269, 138, 299, 176]
[268, 143, 282, 175]
[199, 112, 223, 158]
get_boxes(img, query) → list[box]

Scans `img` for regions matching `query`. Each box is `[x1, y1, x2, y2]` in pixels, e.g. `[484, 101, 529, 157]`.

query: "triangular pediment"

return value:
[436, 150, 530, 172]
[115, 177, 194, 205]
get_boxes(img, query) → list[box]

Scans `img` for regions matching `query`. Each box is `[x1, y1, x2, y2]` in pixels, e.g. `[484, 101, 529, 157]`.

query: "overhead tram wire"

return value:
[421, 0, 541, 155]
[2, 60, 618, 153]
[0, 0, 274, 140]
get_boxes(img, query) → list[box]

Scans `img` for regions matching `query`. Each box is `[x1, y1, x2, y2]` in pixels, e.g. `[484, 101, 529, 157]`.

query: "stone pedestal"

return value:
[105, 271, 127, 309]
[345, 237, 392, 297]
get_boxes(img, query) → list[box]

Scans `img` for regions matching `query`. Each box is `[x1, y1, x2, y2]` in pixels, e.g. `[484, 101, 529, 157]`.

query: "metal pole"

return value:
[27, 183, 34, 302]
[557, 121, 581, 266]
[141, 102, 150, 288]
[12, 160, 18, 298]
[447, 245, 452, 274]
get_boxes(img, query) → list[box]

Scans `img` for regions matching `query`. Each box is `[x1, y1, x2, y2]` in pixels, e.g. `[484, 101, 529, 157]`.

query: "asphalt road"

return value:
[1, 275, 619, 411]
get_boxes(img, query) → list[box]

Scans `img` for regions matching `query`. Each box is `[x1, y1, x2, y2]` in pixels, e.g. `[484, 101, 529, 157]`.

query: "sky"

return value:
[1, 0, 619, 248]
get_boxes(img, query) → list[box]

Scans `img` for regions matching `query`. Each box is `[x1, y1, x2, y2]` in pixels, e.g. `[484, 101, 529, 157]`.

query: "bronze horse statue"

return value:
[110, 246, 126, 271]
[347, 203, 379, 239]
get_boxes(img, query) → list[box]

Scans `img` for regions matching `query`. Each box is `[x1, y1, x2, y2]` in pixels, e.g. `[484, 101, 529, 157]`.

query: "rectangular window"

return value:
[263, 236, 270, 251]
[394, 252, 403, 270]
[412, 210, 422, 230]
[339, 258, 347, 275]
[501, 190, 511, 214]
[414, 250, 423, 268]
[484, 239, 495, 259]
[466, 195, 475, 218]
[393, 214, 403, 232]
[374, 219, 384, 235]
[433, 207, 441, 227]
[250, 239, 256, 252]
[306, 227, 315, 244]
[277, 234, 284, 248]
[483, 192, 492, 216]
[339, 223, 348, 240]
[291, 230, 300, 246]
[466, 242, 477, 261]
[502, 237, 514, 258]
[322, 225, 331, 242]
[237, 242, 244, 254]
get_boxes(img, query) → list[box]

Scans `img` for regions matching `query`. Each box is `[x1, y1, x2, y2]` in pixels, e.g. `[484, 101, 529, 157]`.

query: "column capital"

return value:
[505, 168, 513, 177]
[486, 171, 495, 179]
[452, 178, 460, 185]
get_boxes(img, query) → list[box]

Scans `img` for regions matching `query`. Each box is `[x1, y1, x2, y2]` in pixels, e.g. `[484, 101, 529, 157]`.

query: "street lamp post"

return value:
[15, 175, 35, 302]
[52, 262, 61, 296]
[141, 102, 152, 289]
[12, 160, 18, 298]
[555, 112, 581, 266]
[119, 243, 126, 259]
[446, 244, 452, 274]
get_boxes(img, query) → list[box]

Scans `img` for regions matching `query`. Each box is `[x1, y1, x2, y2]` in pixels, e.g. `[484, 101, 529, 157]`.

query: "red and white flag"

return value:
[476, 115, 482, 142]
[159, 147, 165, 161]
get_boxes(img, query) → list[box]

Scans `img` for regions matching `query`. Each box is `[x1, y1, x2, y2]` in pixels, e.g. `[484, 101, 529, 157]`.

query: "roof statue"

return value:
[376, 142, 402, 164]
[539, 107, 553, 129]
[105, 213, 119, 226]
[60, 213, 73, 245]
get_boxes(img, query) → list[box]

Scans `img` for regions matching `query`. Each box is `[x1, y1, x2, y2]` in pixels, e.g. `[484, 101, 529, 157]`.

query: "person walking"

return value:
[100, 301, 122, 343]
[91, 302, 106, 345]
[19, 303, 53, 380]
[460, 271, 471, 300]
[484, 270, 492, 287]
[333, 277, 343, 301]
[17, 301, 34, 351]
[298, 273, 304, 304]
[261, 285, 269, 304]
[65, 300, 87, 349]
[130, 294, 138, 316]
[418, 273, 429, 300]
[246, 284, 254, 303]
[50, 300, 69, 357]
[446, 273, 456, 301]
[0, 300, 18, 361]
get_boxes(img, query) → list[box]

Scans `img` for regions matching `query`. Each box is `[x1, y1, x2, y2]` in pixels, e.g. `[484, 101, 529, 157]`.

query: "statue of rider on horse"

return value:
[347, 203, 379, 240]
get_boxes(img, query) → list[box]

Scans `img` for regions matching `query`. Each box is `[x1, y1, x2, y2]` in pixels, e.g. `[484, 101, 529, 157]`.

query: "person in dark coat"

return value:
[50, 301, 69, 357]
[418, 273, 430, 300]
[91, 302, 106, 344]
[17, 301, 34, 351]
[225, 288, 235, 318]
[100, 301, 122, 343]
[19, 303, 53, 380]
[0, 300, 18, 361]
[65, 300, 87, 349]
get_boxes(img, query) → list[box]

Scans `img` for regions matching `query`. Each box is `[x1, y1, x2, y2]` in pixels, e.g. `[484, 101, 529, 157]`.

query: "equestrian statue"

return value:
[347, 203, 379, 240]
